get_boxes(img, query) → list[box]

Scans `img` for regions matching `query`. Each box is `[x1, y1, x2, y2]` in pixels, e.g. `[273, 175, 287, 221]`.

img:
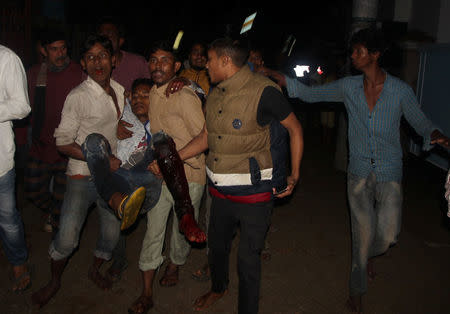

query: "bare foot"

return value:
[12, 264, 31, 292]
[179, 213, 206, 243]
[193, 290, 227, 311]
[88, 266, 112, 290]
[346, 295, 363, 313]
[128, 295, 153, 314]
[159, 263, 179, 287]
[32, 280, 61, 309]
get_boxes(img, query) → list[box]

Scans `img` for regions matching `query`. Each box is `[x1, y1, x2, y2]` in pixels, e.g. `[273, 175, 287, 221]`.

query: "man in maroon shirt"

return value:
[24, 30, 84, 232]
[96, 16, 150, 93]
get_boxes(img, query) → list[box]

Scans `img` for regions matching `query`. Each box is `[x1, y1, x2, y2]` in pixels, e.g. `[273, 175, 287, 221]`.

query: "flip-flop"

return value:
[107, 260, 129, 283]
[120, 187, 146, 230]
[11, 264, 33, 294]
[191, 264, 210, 282]
[159, 264, 179, 287]
[128, 295, 153, 314]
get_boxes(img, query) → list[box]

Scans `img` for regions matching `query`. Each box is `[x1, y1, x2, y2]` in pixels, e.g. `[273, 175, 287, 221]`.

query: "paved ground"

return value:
[1, 111, 450, 314]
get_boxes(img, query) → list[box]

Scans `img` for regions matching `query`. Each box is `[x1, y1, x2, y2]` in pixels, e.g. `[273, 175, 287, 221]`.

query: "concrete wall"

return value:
[394, 0, 450, 43]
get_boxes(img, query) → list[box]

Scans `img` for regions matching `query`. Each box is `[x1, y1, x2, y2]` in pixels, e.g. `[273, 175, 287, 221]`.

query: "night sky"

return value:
[61, 1, 353, 68]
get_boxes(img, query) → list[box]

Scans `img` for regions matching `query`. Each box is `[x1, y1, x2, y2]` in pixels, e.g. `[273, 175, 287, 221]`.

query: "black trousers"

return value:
[208, 195, 272, 314]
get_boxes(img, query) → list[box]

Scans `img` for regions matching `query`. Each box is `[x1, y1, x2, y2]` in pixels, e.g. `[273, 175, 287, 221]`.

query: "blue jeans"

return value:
[49, 176, 121, 261]
[81, 133, 162, 214]
[0, 168, 28, 266]
[347, 172, 402, 296]
[81, 133, 162, 269]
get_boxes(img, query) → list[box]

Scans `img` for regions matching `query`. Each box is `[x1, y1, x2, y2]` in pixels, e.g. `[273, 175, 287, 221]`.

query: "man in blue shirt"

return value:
[262, 27, 450, 313]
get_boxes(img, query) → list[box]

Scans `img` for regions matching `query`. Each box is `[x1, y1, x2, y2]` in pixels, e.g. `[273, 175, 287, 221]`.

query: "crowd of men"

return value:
[0, 17, 449, 314]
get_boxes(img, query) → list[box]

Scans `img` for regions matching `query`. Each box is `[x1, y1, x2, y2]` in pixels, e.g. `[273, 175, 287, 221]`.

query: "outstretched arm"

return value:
[258, 66, 287, 87]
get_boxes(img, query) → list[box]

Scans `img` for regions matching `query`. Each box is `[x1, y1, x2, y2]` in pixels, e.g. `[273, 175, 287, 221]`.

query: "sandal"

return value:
[119, 187, 146, 230]
[191, 263, 210, 282]
[11, 264, 33, 293]
[106, 260, 129, 283]
[128, 295, 153, 314]
[159, 264, 179, 287]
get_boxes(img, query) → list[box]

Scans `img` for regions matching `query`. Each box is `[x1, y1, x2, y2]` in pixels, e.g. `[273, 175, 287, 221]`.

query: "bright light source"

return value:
[317, 66, 323, 75]
[240, 12, 257, 34]
[173, 30, 184, 50]
[294, 65, 310, 77]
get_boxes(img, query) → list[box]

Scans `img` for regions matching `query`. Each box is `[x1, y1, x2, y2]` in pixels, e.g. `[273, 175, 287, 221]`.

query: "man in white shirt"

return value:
[32, 34, 136, 308]
[0, 44, 32, 292]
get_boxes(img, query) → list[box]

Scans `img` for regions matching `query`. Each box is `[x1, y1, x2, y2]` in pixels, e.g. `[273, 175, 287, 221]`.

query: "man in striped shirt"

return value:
[263, 27, 450, 313]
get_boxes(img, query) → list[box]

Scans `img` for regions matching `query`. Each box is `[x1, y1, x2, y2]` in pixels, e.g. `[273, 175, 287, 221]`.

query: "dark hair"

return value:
[40, 29, 67, 46]
[209, 38, 249, 67]
[96, 16, 126, 38]
[349, 27, 387, 55]
[190, 42, 207, 54]
[80, 34, 114, 58]
[147, 40, 180, 62]
[248, 41, 264, 56]
[131, 78, 153, 93]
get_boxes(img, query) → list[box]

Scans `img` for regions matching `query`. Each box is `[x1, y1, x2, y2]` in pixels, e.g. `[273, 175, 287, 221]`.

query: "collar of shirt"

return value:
[152, 77, 178, 99]
[216, 65, 252, 94]
[85, 76, 124, 113]
[85, 75, 119, 96]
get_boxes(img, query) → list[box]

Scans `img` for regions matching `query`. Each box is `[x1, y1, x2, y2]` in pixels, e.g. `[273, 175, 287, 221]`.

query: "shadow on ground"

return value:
[1, 118, 449, 314]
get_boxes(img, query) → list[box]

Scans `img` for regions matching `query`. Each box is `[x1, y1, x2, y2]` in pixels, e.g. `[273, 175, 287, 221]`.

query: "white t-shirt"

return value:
[0, 45, 31, 176]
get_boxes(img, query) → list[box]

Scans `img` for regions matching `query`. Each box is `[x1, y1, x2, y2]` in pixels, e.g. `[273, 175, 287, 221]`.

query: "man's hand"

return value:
[431, 130, 450, 149]
[165, 77, 190, 97]
[109, 155, 121, 172]
[258, 66, 287, 87]
[147, 160, 163, 178]
[124, 90, 131, 102]
[117, 119, 133, 140]
[273, 175, 299, 198]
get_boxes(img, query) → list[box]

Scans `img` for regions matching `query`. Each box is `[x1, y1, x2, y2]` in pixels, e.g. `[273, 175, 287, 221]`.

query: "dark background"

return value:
[3, 0, 408, 74]
[55, 1, 354, 69]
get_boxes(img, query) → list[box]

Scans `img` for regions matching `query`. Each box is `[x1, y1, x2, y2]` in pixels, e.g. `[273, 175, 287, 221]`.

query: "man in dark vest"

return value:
[173, 38, 304, 313]
[23, 30, 84, 232]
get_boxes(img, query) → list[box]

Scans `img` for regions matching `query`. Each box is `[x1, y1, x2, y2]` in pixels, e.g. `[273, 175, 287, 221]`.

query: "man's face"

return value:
[189, 44, 207, 70]
[148, 49, 180, 86]
[80, 43, 115, 86]
[351, 43, 378, 71]
[248, 50, 264, 72]
[98, 23, 122, 53]
[206, 49, 226, 84]
[42, 40, 68, 68]
[131, 83, 151, 122]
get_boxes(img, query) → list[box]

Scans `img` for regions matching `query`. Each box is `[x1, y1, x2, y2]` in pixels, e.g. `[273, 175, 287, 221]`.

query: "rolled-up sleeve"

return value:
[0, 51, 31, 122]
[54, 92, 82, 146]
